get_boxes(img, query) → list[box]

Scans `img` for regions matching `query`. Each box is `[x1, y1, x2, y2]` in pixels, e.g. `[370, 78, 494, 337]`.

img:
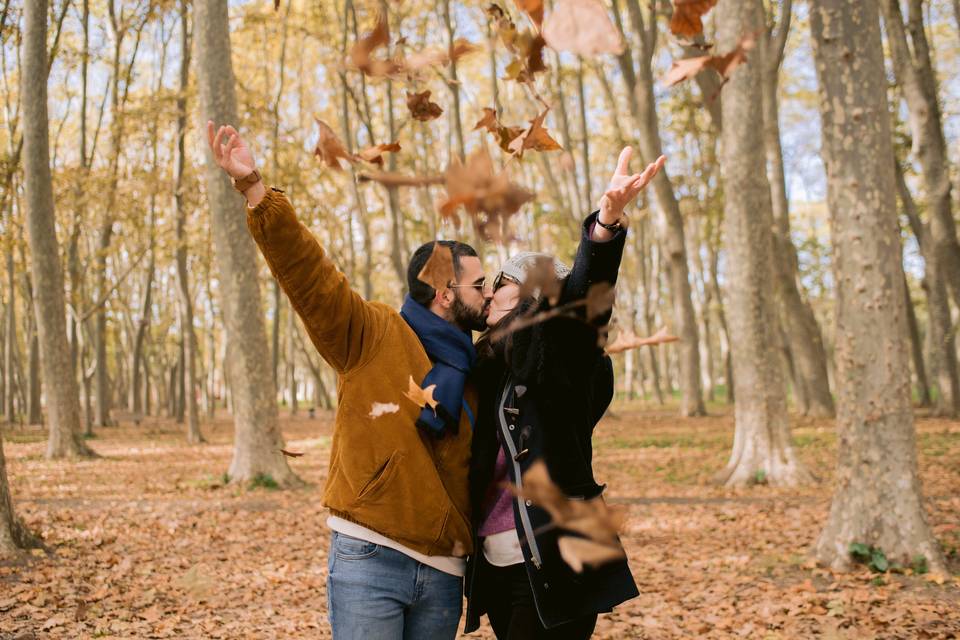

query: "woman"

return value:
[464, 148, 665, 639]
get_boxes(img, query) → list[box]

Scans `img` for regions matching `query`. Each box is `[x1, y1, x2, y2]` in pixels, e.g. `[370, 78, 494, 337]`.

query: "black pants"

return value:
[478, 556, 598, 640]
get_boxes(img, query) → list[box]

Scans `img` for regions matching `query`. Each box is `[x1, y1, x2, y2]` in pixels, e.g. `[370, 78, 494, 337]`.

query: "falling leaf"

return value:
[356, 142, 401, 167]
[274, 0, 281, 10]
[473, 107, 527, 153]
[357, 171, 445, 187]
[604, 326, 679, 354]
[664, 35, 755, 89]
[404, 39, 482, 72]
[669, 0, 718, 37]
[438, 148, 535, 241]
[508, 109, 562, 157]
[585, 282, 616, 321]
[369, 402, 401, 419]
[313, 119, 356, 170]
[279, 449, 304, 458]
[406, 90, 444, 121]
[518, 256, 563, 306]
[507, 461, 627, 572]
[348, 12, 403, 78]
[404, 375, 439, 412]
[558, 536, 626, 573]
[542, 0, 625, 57]
[417, 242, 455, 292]
[514, 0, 544, 27]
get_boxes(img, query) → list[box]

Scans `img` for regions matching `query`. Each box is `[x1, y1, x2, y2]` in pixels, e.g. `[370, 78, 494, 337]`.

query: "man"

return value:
[207, 121, 490, 639]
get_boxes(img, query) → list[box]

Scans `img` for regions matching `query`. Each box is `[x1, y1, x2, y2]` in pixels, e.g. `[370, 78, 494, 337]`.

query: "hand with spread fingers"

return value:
[598, 147, 666, 228]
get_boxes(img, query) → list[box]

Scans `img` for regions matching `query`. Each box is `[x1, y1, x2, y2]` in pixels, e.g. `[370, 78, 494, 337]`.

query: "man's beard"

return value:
[451, 293, 488, 332]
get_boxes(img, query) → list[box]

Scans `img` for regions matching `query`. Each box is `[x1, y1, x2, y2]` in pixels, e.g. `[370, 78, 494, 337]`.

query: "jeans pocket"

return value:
[333, 532, 380, 560]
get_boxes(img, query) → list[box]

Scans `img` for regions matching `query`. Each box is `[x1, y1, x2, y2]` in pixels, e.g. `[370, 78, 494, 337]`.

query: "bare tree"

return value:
[22, 0, 93, 458]
[714, 0, 809, 486]
[809, 0, 945, 573]
[193, 0, 297, 485]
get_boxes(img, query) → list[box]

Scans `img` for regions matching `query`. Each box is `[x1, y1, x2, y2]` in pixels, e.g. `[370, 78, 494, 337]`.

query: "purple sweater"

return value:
[478, 445, 516, 537]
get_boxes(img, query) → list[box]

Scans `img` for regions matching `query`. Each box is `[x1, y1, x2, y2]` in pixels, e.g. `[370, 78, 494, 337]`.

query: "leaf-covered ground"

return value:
[2, 402, 958, 638]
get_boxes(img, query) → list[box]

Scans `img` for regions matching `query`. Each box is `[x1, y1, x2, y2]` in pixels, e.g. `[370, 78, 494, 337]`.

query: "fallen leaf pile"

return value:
[1, 408, 958, 637]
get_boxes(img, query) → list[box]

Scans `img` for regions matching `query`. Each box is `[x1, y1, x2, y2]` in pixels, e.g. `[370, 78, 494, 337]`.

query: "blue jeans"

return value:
[327, 531, 463, 640]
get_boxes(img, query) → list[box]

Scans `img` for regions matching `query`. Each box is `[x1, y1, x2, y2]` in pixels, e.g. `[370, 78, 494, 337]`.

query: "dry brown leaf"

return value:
[669, 0, 718, 38]
[356, 142, 401, 167]
[417, 242, 455, 292]
[664, 35, 755, 89]
[604, 326, 680, 354]
[357, 171, 445, 187]
[348, 13, 403, 78]
[557, 536, 627, 573]
[313, 119, 356, 170]
[541, 0, 625, 56]
[514, 0, 544, 28]
[406, 90, 444, 121]
[519, 256, 563, 306]
[404, 376, 439, 412]
[279, 449, 304, 458]
[508, 109, 562, 157]
[507, 461, 627, 572]
[438, 149, 535, 241]
[473, 108, 527, 153]
[585, 282, 616, 321]
[403, 39, 481, 73]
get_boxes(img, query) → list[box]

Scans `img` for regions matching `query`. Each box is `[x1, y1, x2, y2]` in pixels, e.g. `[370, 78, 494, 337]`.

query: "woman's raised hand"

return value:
[598, 147, 666, 223]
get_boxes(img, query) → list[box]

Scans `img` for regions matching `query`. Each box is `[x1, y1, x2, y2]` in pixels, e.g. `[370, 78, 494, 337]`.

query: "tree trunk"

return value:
[23, 0, 93, 458]
[193, 0, 297, 485]
[27, 328, 41, 426]
[894, 158, 959, 416]
[715, 0, 809, 486]
[902, 269, 932, 407]
[613, 0, 704, 416]
[809, 0, 945, 573]
[0, 434, 42, 557]
[761, 9, 834, 417]
[881, 0, 960, 312]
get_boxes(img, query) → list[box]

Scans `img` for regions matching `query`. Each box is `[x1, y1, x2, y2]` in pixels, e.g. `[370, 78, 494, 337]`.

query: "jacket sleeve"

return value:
[510, 211, 627, 389]
[246, 188, 384, 374]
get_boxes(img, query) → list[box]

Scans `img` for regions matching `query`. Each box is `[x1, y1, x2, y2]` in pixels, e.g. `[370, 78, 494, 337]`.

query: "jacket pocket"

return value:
[356, 450, 402, 502]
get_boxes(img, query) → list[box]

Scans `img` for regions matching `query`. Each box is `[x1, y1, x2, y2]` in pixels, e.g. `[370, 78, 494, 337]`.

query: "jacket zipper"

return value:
[497, 376, 543, 569]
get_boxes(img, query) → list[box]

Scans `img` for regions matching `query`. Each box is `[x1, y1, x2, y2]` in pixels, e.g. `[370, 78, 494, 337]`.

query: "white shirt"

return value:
[482, 528, 524, 567]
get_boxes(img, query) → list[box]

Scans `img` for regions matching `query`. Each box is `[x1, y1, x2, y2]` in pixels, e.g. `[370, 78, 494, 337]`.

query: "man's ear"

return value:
[434, 287, 453, 309]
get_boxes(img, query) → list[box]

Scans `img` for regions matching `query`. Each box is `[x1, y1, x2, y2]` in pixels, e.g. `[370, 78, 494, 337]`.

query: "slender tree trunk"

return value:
[175, 0, 203, 442]
[881, 0, 960, 312]
[613, 0, 704, 416]
[26, 324, 41, 426]
[4, 214, 16, 422]
[810, 0, 945, 573]
[902, 269, 932, 407]
[761, 12, 834, 417]
[715, 0, 809, 486]
[194, 0, 297, 485]
[895, 158, 959, 416]
[23, 0, 93, 458]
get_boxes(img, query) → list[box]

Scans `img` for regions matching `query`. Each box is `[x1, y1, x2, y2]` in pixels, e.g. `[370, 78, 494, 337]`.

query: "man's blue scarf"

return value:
[400, 294, 477, 437]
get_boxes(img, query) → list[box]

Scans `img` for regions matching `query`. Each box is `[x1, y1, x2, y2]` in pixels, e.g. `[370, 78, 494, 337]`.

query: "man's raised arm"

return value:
[207, 121, 382, 374]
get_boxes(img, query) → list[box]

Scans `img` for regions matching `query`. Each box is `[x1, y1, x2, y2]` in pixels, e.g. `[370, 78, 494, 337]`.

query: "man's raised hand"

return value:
[206, 121, 256, 180]
[599, 147, 666, 222]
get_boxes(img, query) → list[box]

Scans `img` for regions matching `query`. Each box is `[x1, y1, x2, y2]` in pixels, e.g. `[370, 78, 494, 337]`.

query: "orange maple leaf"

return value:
[404, 376, 439, 412]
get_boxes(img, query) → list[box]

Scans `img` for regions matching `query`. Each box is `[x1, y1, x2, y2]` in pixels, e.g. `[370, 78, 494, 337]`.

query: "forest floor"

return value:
[1, 401, 959, 639]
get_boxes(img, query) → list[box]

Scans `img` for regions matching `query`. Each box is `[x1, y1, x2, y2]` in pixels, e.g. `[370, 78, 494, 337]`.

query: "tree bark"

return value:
[715, 0, 809, 486]
[809, 0, 945, 573]
[880, 0, 960, 312]
[761, 0, 834, 418]
[22, 0, 93, 458]
[894, 158, 959, 416]
[0, 434, 41, 557]
[612, 0, 704, 416]
[193, 0, 297, 485]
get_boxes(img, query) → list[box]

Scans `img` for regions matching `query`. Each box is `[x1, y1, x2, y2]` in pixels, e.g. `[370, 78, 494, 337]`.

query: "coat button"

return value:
[508, 424, 515, 431]
[525, 500, 532, 507]
[544, 582, 550, 590]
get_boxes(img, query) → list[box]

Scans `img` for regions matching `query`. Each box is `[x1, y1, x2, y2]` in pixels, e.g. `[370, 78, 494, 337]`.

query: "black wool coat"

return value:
[464, 213, 639, 632]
